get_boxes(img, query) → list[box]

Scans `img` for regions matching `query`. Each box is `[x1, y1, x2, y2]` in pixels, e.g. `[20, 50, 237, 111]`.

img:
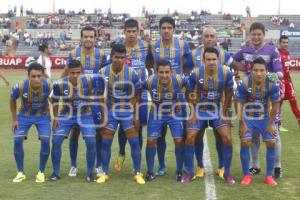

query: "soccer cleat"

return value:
[114, 155, 125, 172]
[86, 174, 95, 183]
[264, 176, 278, 186]
[249, 167, 261, 175]
[274, 167, 282, 179]
[47, 174, 60, 181]
[96, 173, 109, 184]
[181, 174, 194, 184]
[35, 171, 45, 183]
[156, 167, 167, 176]
[133, 172, 145, 185]
[145, 172, 155, 182]
[176, 172, 183, 182]
[96, 166, 104, 177]
[241, 175, 252, 186]
[279, 126, 288, 132]
[13, 172, 26, 183]
[195, 167, 205, 178]
[224, 175, 235, 185]
[68, 166, 78, 177]
[215, 167, 224, 179]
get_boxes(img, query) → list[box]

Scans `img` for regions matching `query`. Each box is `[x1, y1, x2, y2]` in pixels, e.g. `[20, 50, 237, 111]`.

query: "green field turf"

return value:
[0, 71, 299, 200]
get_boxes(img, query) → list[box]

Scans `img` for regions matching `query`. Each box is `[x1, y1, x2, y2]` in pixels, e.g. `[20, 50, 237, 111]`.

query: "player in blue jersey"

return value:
[143, 59, 185, 182]
[184, 47, 235, 184]
[236, 57, 280, 186]
[61, 26, 108, 177]
[10, 63, 51, 183]
[191, 27, 239, 179]
[97, 44, 145, 184]
[48, 59, 105, 182]
[147, 16, 193, 176]
[233, 22, 283, 176]
[114, 19, 150, 172]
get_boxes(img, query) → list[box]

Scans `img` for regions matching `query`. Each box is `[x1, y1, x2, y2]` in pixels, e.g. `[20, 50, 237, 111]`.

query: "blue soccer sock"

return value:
[175, 145, 184, 174]
[194, 137, 204, 168]
[223, 145, 233, 176]
[95, 137, 102, 167]
[157, 136, 166, 169]
[216, 139, 224, 168]
[128, 137, 141, 173]
[51, 136, 64, 176]
[266, 147, 276, 177]
[14, 137, 24, 172]
[39, 138, 50, 172]
[240, 146, 250, 176]
[101, 138, 113, 174]
[69, 138, 78, 167]
[146, 145, 156, 173]
[184, 144, 195, 175]
[118, 127, 127, 156]
[138, 127, 143, 150]
[84, 137, 96, 176]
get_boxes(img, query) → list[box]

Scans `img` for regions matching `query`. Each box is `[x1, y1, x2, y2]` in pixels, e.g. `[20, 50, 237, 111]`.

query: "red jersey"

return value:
[278, 48, 291, 80]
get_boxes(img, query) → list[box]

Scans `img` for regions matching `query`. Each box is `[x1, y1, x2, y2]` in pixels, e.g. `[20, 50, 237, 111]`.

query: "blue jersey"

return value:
[68, 47, 107, 74]
[100, 64, 141, 112]
[235, 74, 280, 119]
[188, 65, 233, 117]
[143, 74, 186, 115]
[149, 37, 193, 74]
[11, 79, 51, 116]
[52, 75, 105, 116]
[192, 46, 233, 68]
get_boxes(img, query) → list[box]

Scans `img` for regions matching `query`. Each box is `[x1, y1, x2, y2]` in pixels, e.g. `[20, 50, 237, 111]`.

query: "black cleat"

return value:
[47, 174, 60, 181]
[176, 172, 182, 182]
[249, 167, 261, 175]
[145, 172, 155, 182]
[274, 167, 282, 179]
[86, 174, 95, 182]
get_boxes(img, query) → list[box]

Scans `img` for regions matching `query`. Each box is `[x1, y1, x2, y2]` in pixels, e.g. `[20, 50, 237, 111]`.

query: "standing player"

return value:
[236, 57, 280, 186]
[97, 44, 144, 184]
[114, 18, 149, 172]
[49, 59, 105, 182]
[191, 27, 239, 179]
[10, 63, 51, 183]
[184, 47, 235, 184]
[143, 59, 185, 182]
[233, 22, 282, 176]
[37, 42, 53, 78]
[147, 16, 193, 176]
[61, 26, 107, 177]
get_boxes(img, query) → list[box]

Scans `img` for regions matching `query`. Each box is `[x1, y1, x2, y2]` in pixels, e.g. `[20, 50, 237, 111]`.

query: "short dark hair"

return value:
[156, 59, 172, 71]
[38, 42, 50, 52]
[249, 22, 265, 34]
[110, 43, 126, 57]
[27, 62, 44, 75]
[124, 18, 139, 30]
[159, 16, 175, 29]
[203, 47, 219, 60]
[279, 35, 289, 43]
[68, 59, 82, 69]
[253, 57, 266, 68]
[80, 26, 96, 38]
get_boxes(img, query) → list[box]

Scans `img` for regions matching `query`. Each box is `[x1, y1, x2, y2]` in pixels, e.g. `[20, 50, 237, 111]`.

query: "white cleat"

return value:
[68, 166, 78, 177]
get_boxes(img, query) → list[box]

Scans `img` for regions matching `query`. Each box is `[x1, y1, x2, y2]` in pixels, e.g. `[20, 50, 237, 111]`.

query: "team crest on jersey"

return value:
[196, 56, 201, 61]
[64, 90, 69, 95]
[23, 93, 28, 98]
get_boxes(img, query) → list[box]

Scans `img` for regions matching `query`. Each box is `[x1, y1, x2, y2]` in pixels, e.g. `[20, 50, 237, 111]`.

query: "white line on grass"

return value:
[203, 133, 217, 200]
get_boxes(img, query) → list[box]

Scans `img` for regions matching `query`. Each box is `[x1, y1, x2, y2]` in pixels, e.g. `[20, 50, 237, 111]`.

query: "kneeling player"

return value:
[10, 63, 51, 183]
[236, 57, 280, 186]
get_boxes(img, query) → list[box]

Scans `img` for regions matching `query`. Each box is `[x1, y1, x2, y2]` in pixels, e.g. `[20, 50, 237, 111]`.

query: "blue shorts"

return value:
[139, 90, 148, 125]
[242, 118, 277, 141]
[105, 111, 135, 132]
[14, 115, 51, 139]
[186, 119, 225, 130]
[54, 115, 96, 138]
[147, 114, 184, 139]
